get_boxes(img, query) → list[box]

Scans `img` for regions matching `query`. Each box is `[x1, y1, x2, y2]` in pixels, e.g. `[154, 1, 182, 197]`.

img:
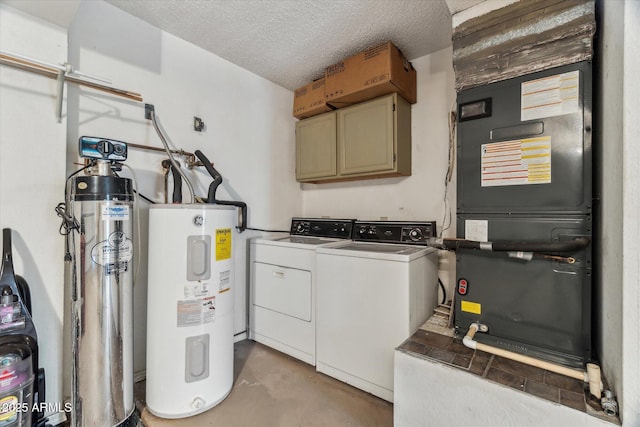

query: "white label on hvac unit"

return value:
[521, 70, 579, 121]
[101, 204, 130, 221]
[465, 220, 488, 242]
[177, 296, 215, 327]
[90, 231, 133, 274]
[219, 269, 231, 293]
[481, 137, 551, 187]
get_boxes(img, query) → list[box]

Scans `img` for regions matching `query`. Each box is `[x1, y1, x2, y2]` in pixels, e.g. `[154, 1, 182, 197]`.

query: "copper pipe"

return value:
[126, 143, 200, 168]
[0, 53, 143, 102]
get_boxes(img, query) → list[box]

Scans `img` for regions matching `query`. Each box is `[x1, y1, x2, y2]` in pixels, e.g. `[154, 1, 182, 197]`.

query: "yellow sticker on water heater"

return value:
[215, 228, 232, 261]
[461, 300, 482, 315]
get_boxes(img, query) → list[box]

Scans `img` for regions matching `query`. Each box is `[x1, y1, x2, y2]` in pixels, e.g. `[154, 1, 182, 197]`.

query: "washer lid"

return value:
[274, 236, 340, 245]
[334, 242, 424, 254]
[317, 242, 436, 261]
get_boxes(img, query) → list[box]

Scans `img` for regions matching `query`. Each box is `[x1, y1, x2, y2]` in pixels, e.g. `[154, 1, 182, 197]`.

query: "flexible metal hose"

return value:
[148, 105, 195, 203]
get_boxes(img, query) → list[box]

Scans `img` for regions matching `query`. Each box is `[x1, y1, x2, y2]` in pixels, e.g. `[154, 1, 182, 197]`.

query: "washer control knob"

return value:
[409, 228, 423, 241]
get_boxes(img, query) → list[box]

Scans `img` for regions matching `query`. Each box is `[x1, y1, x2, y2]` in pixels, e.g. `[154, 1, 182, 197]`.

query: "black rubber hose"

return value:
[491, 237, 590, 252]
[194, 150, 222, 201]
[214, 200, 247, 232]
[208, 174, 223, 204]
[432, 237, 590, 254]
[194, 150, 247, 232]
[438, 278, 446, 305]
[170, 164, 183, 203]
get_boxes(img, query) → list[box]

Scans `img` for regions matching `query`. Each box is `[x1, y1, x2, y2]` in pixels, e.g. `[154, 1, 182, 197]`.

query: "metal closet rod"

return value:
[0, 51, 143, 102]
[1, 51, 205, 168]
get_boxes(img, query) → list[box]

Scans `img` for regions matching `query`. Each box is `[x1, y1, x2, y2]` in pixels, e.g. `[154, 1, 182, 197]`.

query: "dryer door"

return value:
[253, 262, 312, 321]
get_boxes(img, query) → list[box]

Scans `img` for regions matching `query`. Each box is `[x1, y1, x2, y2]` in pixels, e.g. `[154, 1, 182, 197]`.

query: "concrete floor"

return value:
[136, 340, 393, 427]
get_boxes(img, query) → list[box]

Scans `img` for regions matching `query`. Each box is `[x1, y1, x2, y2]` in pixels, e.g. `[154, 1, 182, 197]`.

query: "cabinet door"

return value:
[337, 94, 395, 175]
[295, 112, 337, 181]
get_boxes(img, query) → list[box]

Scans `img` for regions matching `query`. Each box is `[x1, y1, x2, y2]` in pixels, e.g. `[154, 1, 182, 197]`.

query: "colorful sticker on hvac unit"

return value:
[460, 300, 482, 315]
[520, 70, 579, 121]
[481, 136, 551, 187]
[215, 228, 232, 261]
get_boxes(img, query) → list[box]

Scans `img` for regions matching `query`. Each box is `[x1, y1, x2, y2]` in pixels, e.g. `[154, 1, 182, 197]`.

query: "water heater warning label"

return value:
[216, 228, 232, 261]
[481, 137, 551, 187]
[177, 296, 215, 327]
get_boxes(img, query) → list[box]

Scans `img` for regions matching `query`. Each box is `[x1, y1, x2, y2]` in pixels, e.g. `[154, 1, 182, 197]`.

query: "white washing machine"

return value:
[249, 218, 355, 365]
[315, 221, 438, 402]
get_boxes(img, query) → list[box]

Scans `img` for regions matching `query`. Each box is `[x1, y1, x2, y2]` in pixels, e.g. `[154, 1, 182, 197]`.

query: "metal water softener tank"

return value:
[68, 159, 134, 426]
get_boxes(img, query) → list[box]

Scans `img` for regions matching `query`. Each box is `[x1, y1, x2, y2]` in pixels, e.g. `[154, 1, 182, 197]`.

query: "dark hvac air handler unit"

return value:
[454, 61, 593, 368]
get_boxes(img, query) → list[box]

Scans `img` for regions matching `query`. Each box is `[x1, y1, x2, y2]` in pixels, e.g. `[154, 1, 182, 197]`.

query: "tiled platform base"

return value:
[398, 328, 619, 424]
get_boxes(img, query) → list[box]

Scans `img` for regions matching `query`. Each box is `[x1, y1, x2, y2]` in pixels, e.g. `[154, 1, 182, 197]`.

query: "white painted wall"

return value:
[66, 1, 300, 377]
[596, 0, 624, 417]
[619, 3, 640, 424]
[598, 0, 640, 424]
[451, 0, 519, 28]
[0, 4, 67, 413]
[301, 46, 458, 295]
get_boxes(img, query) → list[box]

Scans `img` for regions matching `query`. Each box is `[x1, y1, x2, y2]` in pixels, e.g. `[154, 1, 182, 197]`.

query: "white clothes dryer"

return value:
[249, 218, 355, 365]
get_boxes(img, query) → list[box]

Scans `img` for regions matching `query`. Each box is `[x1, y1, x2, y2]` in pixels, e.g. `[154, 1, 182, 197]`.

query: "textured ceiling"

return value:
[104, 0, 454, 91]
[1, 0, 488, 92]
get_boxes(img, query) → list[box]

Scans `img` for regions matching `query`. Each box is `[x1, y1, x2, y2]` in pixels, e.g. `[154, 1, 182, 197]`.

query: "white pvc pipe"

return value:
[463, 323, 603, 397]
[587, 363, 603, 399]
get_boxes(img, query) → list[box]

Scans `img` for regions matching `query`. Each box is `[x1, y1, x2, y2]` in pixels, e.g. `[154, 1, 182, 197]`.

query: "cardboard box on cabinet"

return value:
[293, 78, 334, 119]
[324, 41, 417, 108]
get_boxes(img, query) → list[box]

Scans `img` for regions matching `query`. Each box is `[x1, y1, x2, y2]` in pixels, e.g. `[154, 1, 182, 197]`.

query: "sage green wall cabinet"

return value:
[295, 112, 337, 181]
[295, 93, 411, 183]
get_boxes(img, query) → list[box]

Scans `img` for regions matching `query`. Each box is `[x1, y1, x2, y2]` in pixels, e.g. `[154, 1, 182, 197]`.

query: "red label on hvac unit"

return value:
[457, 278, 469, 295]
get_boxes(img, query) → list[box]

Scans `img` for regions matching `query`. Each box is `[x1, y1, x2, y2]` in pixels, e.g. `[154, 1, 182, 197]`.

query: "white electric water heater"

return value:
[146, 204, 235, 418]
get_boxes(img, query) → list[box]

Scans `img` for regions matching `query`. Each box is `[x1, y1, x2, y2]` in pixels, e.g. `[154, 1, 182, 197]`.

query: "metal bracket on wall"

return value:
[194, 117, 205, 132]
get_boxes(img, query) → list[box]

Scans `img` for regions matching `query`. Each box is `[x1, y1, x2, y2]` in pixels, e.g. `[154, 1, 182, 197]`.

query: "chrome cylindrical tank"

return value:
[68, 166, 134, 427]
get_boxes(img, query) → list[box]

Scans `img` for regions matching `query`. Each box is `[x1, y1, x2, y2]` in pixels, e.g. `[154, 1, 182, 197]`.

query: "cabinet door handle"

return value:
[272, 270, 285, 279]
